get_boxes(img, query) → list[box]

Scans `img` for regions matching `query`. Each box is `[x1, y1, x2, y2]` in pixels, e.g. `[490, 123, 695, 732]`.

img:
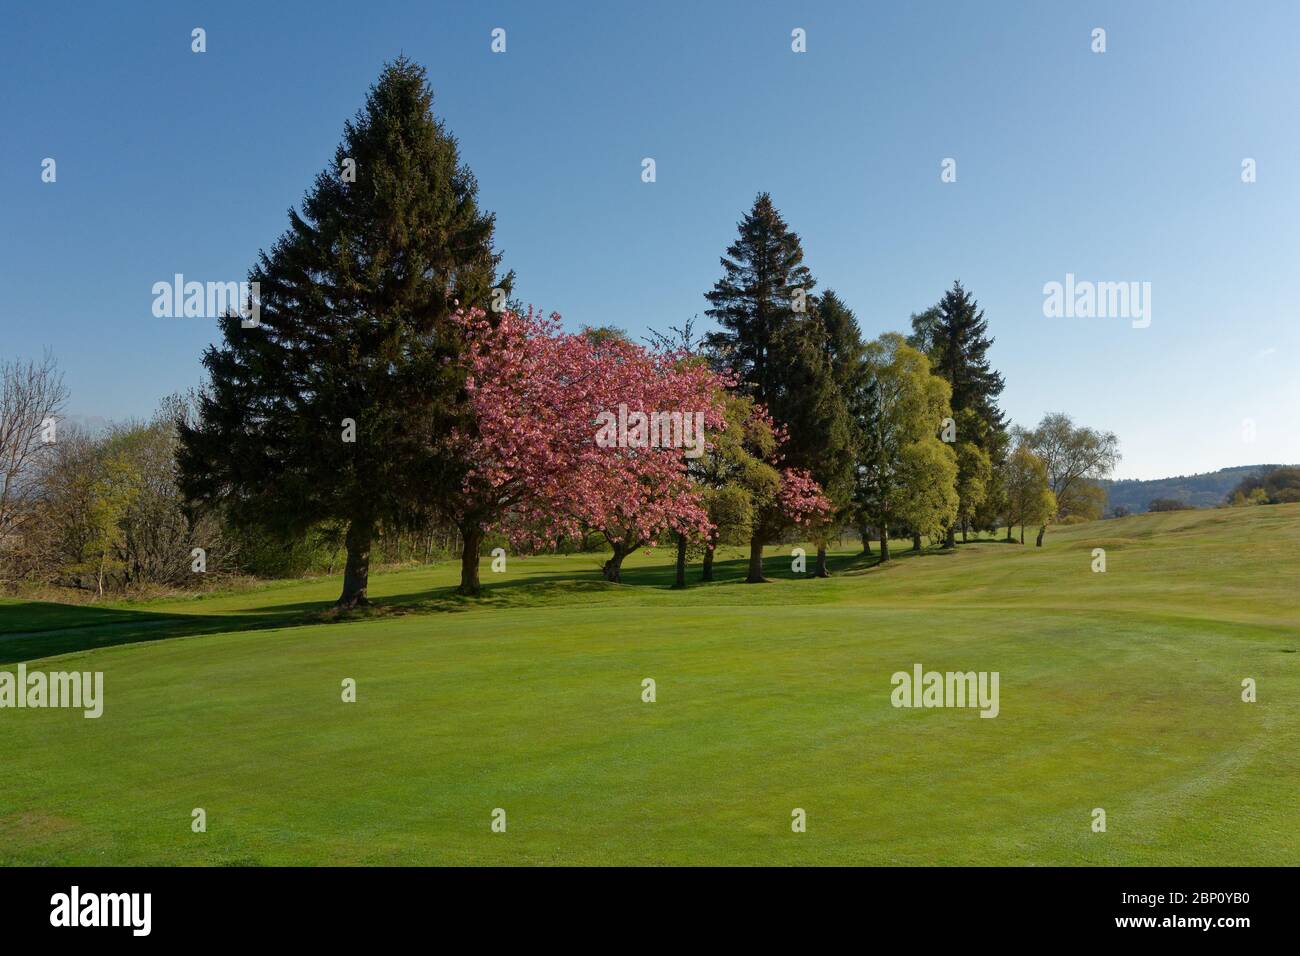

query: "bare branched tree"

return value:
[0, 351, 68, 578]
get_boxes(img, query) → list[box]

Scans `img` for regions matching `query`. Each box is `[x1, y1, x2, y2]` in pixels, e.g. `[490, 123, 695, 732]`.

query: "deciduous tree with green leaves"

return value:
[949, 408, 992, 546]
[854, 334, 958, 561]
[1003, 443, 1055, 544]
[1020, 413, 1120, 546]
[689, 391, 770, 582]
[88, 445, 140, 597]
[804, 289, 865, 576]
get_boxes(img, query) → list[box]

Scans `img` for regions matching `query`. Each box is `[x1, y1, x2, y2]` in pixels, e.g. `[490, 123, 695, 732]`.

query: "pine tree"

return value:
[931, 281, 1006, 433]
[705, 193, 816, 411]
[819, 290, 867, 392]
[178, 58, 509, 608]
[704, 194, 844, 582]
[927, 281, 1008, 542]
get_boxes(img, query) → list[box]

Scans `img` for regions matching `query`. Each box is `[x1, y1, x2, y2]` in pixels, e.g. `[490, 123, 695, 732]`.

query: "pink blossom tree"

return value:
[579, 346, 728, 582]
[445, 308, 729, 593]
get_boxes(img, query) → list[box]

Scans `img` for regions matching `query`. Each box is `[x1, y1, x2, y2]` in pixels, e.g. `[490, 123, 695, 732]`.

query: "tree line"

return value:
[1226, 466, 1300, 507]
[0, 59, 1124, 605]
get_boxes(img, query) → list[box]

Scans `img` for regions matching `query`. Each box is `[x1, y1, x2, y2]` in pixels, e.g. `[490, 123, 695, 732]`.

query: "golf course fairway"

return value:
[1, 505, 1296, 866]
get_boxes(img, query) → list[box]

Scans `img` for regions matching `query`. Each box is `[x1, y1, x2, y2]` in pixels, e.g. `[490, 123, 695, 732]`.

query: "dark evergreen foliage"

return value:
[178, 58, 509, 607]
[930, 281, 1006, 433]
[703, 194, 852, 581]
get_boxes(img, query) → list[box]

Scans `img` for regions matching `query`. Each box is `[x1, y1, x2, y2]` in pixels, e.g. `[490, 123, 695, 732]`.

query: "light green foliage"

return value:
[702, 484, 753, 548]
[896, 438, 959, 540]
[1005, 444, 1055, 535]
[696, 391, 780, 545]
[856, 334, 958, 543]
[86, 445, 141, 596]
[1057, 480, 1107, 524]
[1020, 413, 1119, 542]
[954, 440, 992, 528]
[1229, 486, 1271, 507]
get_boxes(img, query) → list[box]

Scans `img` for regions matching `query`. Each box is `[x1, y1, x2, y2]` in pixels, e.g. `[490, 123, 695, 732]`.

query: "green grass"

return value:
[1, 506, 1297, 865]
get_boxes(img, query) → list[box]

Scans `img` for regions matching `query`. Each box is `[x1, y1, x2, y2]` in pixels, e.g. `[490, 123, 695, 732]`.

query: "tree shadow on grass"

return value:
[0, 542, 965, 663]
[0, 570, 622, 663]
[0, 603, 308, 665]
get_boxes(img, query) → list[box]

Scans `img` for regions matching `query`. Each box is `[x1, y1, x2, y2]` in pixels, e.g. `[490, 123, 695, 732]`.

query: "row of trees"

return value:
[0, 364, 234, 594]
[695, 192, 1121, 567]
[1227, 466, 1300, 506]
[1, 59, 1125, 604]
[0, 350, 634, 594]
[0, 353, 469, 594]
[173, 60, 832, 606]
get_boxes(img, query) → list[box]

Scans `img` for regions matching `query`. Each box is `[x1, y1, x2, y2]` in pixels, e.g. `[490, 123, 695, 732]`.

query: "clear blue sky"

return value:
[3, 0, 1297, 480]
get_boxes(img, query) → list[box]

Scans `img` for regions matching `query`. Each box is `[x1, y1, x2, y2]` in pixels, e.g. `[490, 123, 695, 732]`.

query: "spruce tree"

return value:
[178, 58, 508, 608]
[705, 193, 816, 411]
[931, 281, 1006, 432]
[929, 281, 1008, 543]
[704, 194, 847, 582]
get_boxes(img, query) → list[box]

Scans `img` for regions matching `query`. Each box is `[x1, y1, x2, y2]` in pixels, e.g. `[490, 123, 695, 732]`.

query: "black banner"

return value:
[0, 866, 1285, 942]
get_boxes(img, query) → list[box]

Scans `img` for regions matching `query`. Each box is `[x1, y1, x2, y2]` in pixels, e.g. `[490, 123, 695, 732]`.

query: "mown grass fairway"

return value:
[1, 506, 1297, 865]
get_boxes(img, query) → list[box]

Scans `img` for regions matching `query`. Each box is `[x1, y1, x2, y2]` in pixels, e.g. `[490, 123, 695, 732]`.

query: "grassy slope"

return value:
[0, 505, 1296, 865]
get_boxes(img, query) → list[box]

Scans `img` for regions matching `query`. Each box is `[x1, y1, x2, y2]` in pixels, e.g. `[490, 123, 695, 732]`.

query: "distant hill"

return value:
[1101, 465, 1290, 514]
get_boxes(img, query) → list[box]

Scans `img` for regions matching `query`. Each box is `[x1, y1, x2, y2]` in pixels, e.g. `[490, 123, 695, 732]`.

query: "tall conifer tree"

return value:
[705, 193, 815, 411]
[704, 194, 847, 582]
[930, 281, 1006, 432]
[927, 281, 1008, 543]
[178, 58, 509, 607]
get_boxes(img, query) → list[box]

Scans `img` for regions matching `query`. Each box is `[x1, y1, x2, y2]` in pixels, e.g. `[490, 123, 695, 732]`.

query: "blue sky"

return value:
[2, 0, 1297, 480]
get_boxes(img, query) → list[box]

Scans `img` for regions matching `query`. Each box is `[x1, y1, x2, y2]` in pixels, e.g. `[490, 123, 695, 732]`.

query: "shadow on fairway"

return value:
[1, 570, 618, 663]
[0, 602, 319, 666]
[0, 541, 977, 664]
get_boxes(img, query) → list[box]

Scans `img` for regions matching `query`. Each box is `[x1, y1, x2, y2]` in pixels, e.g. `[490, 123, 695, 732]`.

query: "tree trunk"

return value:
[603, 544, 631, 582]
[673, 533, 687, 589]
[336, 517, 374, 608]
[1035, 524, 1046, 547]
[745, 537, 768, 583]
[702, 544, 715, 581]
[814, 544, 829, 578]
[945, 525, 956, 549]
[1005, 523, 1013, 542]
[879, 524, 890, 562]
[859, 526, 872, 555]
[1020, 525, 1025, 544]
[961, 519, 968, 543]
[912, 532, 922, 553]
[457, 524, 484, 597]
